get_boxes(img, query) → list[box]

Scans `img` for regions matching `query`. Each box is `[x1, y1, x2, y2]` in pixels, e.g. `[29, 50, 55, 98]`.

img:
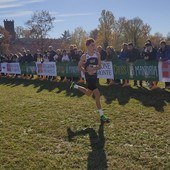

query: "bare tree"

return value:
[25, 10, 55, 51]
[25, 10, 55, 39]
[123, 17, 151, 47]
[15, 26, 31, 39]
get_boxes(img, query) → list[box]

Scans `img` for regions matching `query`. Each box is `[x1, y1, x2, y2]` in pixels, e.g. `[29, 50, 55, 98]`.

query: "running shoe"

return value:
[70, 82, 75, 89]
[100, 115, 110, 122]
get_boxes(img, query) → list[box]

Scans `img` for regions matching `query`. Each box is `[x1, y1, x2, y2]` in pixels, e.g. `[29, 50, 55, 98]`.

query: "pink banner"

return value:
[158, 60, 170, 82]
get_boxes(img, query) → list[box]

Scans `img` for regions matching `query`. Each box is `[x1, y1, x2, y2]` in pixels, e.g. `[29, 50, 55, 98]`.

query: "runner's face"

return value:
[88, 42, 95, 52]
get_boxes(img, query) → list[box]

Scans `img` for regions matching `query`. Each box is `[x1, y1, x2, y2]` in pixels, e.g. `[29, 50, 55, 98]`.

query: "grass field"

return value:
[0, 77, 170, 170]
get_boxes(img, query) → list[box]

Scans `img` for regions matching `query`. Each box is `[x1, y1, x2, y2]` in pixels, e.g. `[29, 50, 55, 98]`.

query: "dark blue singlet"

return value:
[84, 52, 98, 90]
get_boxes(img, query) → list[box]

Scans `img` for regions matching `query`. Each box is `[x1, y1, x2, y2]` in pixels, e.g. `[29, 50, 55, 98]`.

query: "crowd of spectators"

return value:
[0, 40, 170, 89]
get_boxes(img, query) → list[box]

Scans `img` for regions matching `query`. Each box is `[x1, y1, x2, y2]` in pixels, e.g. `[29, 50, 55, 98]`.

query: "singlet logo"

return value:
[85, 52, 98, 68]
[89, 59, 96, 64]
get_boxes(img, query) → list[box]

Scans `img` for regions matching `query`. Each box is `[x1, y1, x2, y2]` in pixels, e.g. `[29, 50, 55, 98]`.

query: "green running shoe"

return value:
[70, 82, 75, 89]
[100, 115, 109, 122]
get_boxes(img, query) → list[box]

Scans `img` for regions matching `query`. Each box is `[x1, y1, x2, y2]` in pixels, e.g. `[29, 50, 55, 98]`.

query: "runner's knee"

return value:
[86, 90, 93, 96]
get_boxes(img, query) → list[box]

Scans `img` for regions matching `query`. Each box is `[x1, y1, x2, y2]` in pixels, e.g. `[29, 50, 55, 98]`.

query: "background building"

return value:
[4, 19, 16, 41]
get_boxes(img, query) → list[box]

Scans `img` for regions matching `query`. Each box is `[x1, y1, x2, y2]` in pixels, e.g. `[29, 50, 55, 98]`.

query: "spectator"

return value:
[48, 46, 56, 81]
[119, 43, 130, 87]
[25, 50, 34, 63]
[68, 44, 77, 62]
[7, 53, 14, 63]
[12, 54, 20, 78]
[34, 49, 43, 62]
[106, 46, 118, 60]
[12, 54, 19, 62]
[0, 54, 7, 62]
[25, 50, 34, 78]
[97, 45, 107, 61]
[141, 42, 158, 89]
[48, 45, 56, 62]
[127, 42, 142, 87]
[21, 50, 27, 63]
[72, 47, 81, 63]
[77, 50, 84, 60]
[61, 49, 70, 82]
[54, 49, 62, 62]
[157, 40, 170, 89]
[62, 49, 70, 62]
[70, 47, 82, 82]
[42, 51, 49, 62]
[119, 43, 128, 60]
[18, 52, 24, 63]
[96, 45, 107, 84]
[106, 46, 119, 85]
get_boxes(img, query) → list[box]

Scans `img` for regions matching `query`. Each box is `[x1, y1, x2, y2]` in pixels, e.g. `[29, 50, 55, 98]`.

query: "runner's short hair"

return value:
[86, 38, 95, 46]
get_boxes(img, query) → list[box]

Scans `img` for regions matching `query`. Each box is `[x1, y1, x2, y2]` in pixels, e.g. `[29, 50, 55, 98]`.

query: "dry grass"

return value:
[0, 77, 170, 170]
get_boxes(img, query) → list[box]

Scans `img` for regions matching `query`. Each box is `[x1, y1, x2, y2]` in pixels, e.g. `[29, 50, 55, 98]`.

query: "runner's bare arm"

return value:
[78, 54, 86, 72]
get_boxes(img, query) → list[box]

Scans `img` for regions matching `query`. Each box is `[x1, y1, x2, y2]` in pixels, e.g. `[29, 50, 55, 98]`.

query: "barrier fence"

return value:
[0, 60, 170, 82]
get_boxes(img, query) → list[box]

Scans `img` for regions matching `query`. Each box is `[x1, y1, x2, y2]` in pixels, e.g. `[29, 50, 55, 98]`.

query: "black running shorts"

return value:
[85, 75, 98, 91]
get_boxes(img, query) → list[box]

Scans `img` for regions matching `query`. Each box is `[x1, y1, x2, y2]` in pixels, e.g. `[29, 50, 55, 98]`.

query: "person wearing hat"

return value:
[143, 42, 157, 60]
[141, 42, 158, 89]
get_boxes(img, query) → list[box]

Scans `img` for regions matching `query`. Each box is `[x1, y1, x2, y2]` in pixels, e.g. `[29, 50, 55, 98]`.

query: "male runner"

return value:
[70, 38, 109, 122]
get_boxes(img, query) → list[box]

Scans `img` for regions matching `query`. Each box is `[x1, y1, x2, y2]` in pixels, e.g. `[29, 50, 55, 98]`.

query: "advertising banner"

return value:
[132, 60, 159, 81]
[97, 61, 114, 79]
[56, 62, 80, 77]
[112, 60, 130, 80]
[36, 62, 57, 76]
[158, 60, 170, 82]
[0, 60, 169, 82]
[20, 62, 36, 75]
[1, 62, 21, 74]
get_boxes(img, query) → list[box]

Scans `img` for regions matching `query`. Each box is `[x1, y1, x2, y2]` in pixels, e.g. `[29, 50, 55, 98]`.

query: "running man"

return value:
[70, 38, 109, 122]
